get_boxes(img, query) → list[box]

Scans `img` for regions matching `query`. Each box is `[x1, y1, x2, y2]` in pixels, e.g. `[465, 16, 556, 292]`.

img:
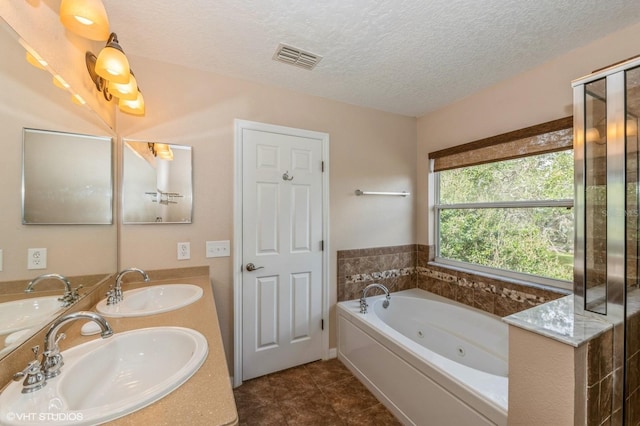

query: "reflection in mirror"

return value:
[0, 17, 117, 361]
[584, 79, 607, 314]
[23, 128, 113, 224]
[123, 140, 193, 224]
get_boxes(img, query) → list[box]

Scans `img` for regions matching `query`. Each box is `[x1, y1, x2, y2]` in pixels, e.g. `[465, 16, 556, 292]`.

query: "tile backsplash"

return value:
[337, 244, 416, 302]
[337, 244, 567, 317]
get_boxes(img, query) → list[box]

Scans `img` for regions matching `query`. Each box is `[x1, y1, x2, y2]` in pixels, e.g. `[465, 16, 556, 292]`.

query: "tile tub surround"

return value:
[337, 245, 416, 302]
[0, 267, 238, 426]
[337, 244, 567, 316]
[416, 245, 568, 316]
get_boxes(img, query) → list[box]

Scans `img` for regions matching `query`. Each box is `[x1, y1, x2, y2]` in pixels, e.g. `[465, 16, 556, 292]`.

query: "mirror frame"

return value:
[122, 139, 194, 224]
[22, 128, 114, 225]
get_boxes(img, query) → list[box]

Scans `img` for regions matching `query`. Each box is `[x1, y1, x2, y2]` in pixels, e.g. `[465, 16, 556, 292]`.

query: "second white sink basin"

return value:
[96, 284, 203, 317]
[0, 326, 208, 425]
[0, 296, 63, 335]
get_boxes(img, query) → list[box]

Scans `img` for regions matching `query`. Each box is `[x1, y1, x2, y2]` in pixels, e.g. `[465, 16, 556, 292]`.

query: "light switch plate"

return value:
[0, 249, 3, 272]
[206, 240, 230, 258]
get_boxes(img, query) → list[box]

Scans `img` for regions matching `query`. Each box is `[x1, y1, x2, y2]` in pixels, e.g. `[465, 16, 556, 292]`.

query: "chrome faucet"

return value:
[107, 267, 150, 305]
[12, 345, 46, 393]
[42, 311, 113, 379]
[359, 283, 391, 314]
[25, 273, 81, 307]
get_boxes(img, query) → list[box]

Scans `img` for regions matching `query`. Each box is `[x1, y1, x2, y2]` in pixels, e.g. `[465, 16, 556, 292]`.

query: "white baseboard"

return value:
[328, 347, 337, 359]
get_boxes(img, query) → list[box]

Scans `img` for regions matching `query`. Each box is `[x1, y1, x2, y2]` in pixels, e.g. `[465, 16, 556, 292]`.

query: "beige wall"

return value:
[508, 326, 584, 425]
[117, 57, 417, 371]
[0, 19, 117, 282]
[416, 20, 640, 244]
[0, 0, 115, 128]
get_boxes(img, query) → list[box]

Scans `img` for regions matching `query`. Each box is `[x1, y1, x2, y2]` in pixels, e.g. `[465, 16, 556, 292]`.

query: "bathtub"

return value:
[337, 288, 508, 426]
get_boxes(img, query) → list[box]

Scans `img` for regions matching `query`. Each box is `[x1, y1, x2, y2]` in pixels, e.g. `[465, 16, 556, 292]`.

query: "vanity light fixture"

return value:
[86, 33, 145, 115]
[59, 0, 110, 41]
[586, 118, 638, 144]
[52, 75, 70, 90]
[585, 127, 602, 144]
[148, 143, 173, 161]
[107, 72, 138, 100]
[118, 91, 145, 116]
[627, 118, 638, 137]
[71, 93, 87, 105]
[25, 51, 47, 70]
[95, 33, 130, 83]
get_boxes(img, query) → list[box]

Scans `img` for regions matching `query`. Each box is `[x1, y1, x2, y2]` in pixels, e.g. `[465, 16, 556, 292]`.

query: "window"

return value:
[430, 118, 574, 289]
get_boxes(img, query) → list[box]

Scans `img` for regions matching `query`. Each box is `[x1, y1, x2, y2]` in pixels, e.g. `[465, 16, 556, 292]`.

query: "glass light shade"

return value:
[627, 118, 638, 137]
[71, 94, 86, 105]
[59, 0, 110, 41]
[95, 45, 130, 84]
[25, 51, 47, 70]
[107, 74, 138, 100]
[155, 144, 174, 160]
[53, 75, 70, 90]
[119, 91, 145, 116]
[586, 127, 601, 144]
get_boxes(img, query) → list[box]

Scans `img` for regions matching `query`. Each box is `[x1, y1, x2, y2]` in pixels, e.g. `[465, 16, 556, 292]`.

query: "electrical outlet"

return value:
[206, 240, 230, 258]
[177, 242, 190, 260]
[28, 248, 47, 270]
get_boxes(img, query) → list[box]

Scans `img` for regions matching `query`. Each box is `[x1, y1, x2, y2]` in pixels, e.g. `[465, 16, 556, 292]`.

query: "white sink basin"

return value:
[95, 284, 203, 317]
[0, 296, 63, 335]
[0, 326, 208, 425]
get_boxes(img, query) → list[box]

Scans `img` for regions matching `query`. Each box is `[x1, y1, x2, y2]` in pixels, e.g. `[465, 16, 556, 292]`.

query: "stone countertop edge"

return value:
[502, 295, 612, 348]
[8, 274, 238, 426]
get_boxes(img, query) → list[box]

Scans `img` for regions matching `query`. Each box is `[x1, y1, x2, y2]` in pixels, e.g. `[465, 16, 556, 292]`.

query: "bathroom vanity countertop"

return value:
[503, 295, 612, 347]
[54, 274, 238, 426]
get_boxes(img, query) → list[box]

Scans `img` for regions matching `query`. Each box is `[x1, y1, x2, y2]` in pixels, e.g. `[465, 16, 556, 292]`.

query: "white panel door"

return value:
[242, 128, 324, 380]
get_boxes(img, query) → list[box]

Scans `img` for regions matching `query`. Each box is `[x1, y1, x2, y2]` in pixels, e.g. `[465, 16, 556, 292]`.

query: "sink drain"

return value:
[457, 346, 466, 357]
[417, 330, 424, 338]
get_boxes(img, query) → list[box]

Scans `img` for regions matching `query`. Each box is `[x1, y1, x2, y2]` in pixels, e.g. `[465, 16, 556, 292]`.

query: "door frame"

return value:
[232, 119, 330, 388]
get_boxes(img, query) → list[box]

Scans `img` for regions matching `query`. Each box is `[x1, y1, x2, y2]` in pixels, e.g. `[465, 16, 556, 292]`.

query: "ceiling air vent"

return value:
[273, 43, 322, 70]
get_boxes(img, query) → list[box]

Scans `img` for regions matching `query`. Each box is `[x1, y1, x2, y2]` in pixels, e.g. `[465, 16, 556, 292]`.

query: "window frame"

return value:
[433, 154, 574, 291]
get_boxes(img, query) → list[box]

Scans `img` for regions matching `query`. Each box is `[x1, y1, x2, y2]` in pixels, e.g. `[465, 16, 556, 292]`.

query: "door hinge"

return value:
[320, 240, 324, 251]
[321, 319, 324, 330]
[321, 161, 325, 172]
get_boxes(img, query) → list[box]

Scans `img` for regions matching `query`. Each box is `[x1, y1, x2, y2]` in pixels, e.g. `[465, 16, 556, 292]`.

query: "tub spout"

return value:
[360, 283, 390, 314]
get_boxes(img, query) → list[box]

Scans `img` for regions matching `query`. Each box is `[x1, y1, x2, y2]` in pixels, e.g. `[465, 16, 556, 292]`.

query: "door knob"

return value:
[246, 263, 264, 272]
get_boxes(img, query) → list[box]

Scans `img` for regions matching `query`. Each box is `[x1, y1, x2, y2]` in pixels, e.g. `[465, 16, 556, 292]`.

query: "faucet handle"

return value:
[359, 298, 368, 314]
[59, 285, 83, 307]
[13, 346, 46, 393]
[31, 344, 40, 360]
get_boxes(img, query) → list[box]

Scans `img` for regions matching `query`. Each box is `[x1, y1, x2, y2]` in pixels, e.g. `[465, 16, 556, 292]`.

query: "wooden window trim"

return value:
[429, 116, 573, 172]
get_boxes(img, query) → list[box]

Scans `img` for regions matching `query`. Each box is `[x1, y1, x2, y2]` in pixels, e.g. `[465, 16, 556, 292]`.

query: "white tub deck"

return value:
[337, 288, 508, 426]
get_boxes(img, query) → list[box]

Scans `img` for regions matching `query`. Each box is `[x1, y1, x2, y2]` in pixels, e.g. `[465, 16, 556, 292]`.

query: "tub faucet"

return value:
[42, 311, 113, 379]
[107, 267, 150, 305]
[359, 283, 391, 314]
[25, 273, 81, 307]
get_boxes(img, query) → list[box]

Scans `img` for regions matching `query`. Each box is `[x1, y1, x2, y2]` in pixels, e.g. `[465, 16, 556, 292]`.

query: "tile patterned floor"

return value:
[233, 358, 402, 425]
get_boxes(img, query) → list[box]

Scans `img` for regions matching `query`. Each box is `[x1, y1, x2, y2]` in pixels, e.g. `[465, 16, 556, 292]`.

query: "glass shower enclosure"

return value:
[574, 57, 640, 424]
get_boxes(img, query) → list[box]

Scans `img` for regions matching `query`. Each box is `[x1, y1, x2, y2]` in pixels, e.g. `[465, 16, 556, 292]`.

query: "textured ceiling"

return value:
[102, 0, 640, 117]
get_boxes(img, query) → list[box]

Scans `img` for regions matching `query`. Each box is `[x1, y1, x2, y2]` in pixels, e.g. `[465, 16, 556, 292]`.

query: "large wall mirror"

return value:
[0, 18, 117, 360]
[23, 128, 113, 224]
[122, 139, 193, 224]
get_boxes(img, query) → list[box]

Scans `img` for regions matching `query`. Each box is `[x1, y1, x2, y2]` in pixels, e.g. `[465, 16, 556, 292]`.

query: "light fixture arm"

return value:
[85, 51, 112, 101]
[104, 33, 124, 53]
